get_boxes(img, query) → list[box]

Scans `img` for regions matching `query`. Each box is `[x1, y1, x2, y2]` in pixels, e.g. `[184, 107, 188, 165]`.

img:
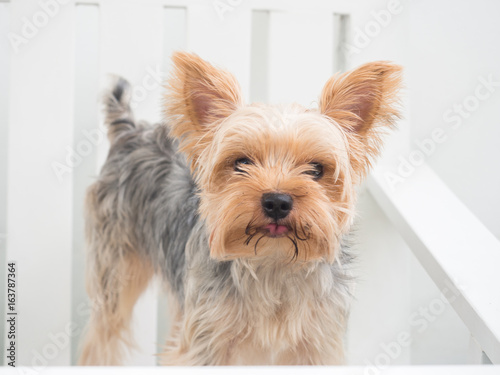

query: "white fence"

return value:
[1, 0, 499, 371]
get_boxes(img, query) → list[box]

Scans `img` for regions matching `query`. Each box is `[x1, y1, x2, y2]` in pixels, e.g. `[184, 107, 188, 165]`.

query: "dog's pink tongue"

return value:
[265, 223, 288, 236]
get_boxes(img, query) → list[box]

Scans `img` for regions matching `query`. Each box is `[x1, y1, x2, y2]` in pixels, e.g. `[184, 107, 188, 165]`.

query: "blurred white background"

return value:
[0, 0, 499, 370]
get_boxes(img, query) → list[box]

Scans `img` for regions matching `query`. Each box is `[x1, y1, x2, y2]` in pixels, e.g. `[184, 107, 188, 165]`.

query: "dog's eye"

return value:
[304, 162, 324, 180]
[234, 157, 253, 173]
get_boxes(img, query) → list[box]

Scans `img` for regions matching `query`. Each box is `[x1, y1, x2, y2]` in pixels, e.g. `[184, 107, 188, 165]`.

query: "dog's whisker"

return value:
[245, 216, 259, 236]
[301, 222, 312, 241]
[285, 234, 299, 262]
[244, 233, 256, 246]
[294, 224, 308, 242]
[253, 234, 266, 255]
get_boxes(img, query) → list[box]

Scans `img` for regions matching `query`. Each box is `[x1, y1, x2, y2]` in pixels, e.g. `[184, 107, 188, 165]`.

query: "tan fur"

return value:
[79, 251, 153, 365]
[320, 61, 403, 180]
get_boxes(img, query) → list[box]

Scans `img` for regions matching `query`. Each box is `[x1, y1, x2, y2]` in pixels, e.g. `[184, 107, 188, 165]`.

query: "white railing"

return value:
[368, 163, 500, 364]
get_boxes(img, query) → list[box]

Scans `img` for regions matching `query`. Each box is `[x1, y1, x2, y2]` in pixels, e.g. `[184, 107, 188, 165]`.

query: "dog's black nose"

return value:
[261, 193, 293, 220]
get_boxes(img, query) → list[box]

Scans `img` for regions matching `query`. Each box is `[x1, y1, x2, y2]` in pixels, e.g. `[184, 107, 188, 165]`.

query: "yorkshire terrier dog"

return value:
[79, 52, 402, 365]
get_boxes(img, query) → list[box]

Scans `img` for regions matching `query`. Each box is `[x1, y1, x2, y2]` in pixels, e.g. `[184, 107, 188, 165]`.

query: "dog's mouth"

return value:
[244, 219, 312, 260]
[262, 223, 289, 238]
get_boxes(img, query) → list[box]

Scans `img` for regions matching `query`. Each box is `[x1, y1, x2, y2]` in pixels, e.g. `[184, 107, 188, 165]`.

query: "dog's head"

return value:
[164, 52, 402, 263]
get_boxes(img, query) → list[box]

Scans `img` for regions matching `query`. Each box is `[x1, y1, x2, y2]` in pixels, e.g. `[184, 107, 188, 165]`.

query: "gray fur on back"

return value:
[92, 77, 201, 303]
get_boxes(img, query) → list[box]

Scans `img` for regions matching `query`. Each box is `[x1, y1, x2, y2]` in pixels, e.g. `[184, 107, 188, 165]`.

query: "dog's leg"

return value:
[79, 251, 153, 365]
[158, 301, 237, 365]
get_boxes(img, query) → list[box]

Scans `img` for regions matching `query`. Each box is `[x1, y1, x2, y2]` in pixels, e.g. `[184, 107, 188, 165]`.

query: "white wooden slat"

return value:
[249, 9, 270, 103]
[7, 0, 75, 366]
[162, 6, 187, 69]
[0, 1, 10, 367]
[368, 163, 500, 364]
[332, 13, 349, 72]
[267, 10, 334, 106]
[126, 280, 160, 366]
[186, 4, 252, 100]
[156, 5, 187, 356]
[156, 291, 171, 358]
[71, 3, 100, 365]
[99, 1, 165, 365]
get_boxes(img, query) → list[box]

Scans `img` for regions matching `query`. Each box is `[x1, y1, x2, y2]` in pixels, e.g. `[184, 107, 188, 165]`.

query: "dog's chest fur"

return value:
[182, 222, 352, 364]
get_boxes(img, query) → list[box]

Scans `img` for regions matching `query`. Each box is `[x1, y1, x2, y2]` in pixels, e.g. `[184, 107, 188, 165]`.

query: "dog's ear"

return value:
[165, 52, 243, 168]
[320, 62, 402, 178]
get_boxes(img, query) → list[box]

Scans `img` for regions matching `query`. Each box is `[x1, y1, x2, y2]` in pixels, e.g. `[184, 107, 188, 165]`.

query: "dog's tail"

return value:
[102, 75, 136, 142]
